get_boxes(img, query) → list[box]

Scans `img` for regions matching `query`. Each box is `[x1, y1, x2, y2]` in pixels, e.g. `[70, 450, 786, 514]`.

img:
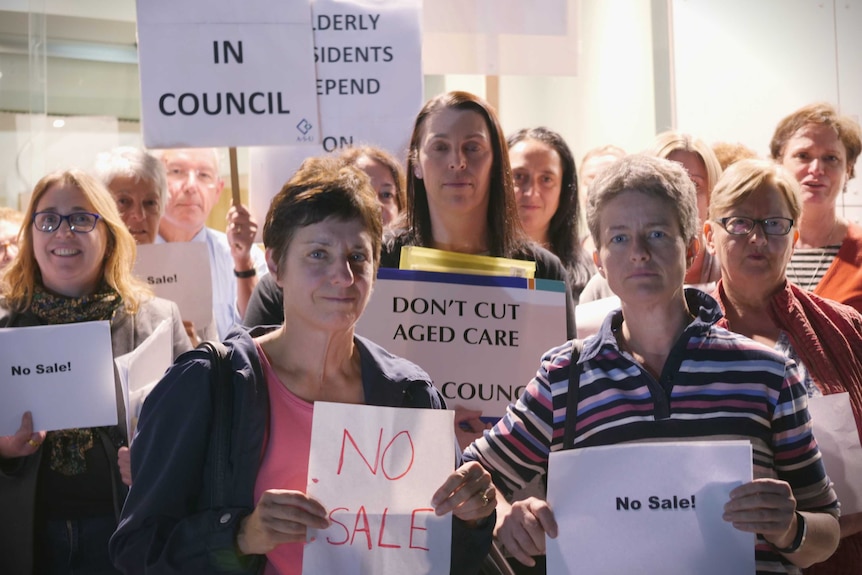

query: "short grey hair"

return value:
[154, 147, 223, 178]
[94, 147, 167, 214]
[587, 154, 699, 246]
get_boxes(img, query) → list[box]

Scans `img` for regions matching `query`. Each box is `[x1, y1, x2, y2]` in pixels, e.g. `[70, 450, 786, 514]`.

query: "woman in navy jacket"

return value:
[110, 156, 495, 574]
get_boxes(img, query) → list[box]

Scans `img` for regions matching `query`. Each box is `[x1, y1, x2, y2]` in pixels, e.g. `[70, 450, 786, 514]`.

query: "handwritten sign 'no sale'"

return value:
[304, 402, 454, 575]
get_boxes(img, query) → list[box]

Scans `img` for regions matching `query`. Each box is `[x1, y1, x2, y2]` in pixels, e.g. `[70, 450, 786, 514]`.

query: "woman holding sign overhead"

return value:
[464, 155, 840, 574]
[110, 156, 496, 575]
[0, 169, 190, 575]
[704, 159, 862, 574]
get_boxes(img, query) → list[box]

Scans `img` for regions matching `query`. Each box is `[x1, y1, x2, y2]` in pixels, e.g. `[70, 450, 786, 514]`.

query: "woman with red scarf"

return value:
[705, 158, 862, 574]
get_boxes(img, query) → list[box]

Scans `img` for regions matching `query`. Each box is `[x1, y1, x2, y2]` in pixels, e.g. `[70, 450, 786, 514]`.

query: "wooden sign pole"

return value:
[229, 147, 241, 206]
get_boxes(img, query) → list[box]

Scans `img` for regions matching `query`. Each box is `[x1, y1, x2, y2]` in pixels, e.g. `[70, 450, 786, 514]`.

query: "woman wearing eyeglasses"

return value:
[0, 169, 191, 575]
[705, 159, 862, 574]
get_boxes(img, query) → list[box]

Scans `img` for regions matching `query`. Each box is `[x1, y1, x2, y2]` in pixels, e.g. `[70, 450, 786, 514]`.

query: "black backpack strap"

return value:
[198, 340, 233, 508]
[563, 339, 585, 450]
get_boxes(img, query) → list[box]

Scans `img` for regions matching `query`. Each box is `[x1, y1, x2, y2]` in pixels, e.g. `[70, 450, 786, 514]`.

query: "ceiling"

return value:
[0, 0, 138, 64]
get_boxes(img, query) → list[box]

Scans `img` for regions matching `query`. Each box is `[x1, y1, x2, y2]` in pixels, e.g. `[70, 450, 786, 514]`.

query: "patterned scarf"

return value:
[30, 282, 123, 475]
[714, 280, 862, 445]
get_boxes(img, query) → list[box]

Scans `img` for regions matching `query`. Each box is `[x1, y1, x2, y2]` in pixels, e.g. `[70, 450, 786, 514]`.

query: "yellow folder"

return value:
[398, 246, 536, 279]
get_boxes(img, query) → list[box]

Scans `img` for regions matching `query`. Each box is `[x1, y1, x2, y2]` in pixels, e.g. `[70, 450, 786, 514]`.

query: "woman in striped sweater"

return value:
[464, 154, 840, 574]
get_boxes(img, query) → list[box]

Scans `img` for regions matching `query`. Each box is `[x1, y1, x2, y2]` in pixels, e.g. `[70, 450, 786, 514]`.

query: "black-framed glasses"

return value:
[717, 216, 794, 236]
[33, 211, 101, 233]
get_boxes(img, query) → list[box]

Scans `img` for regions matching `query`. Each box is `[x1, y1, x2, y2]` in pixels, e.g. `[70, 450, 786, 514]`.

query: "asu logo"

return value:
[296, 118, 313, 135]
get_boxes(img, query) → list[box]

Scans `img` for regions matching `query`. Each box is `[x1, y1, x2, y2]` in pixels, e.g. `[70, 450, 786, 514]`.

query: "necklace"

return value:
[789, 218, 840, 291]
[789, 249, 833, 291]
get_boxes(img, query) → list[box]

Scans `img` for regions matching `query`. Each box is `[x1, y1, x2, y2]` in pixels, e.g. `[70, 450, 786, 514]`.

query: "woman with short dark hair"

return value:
[110, 156, 496, 575]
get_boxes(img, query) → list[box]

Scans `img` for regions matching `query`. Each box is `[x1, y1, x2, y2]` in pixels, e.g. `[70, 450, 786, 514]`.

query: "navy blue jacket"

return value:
[109, 328, 492, 574]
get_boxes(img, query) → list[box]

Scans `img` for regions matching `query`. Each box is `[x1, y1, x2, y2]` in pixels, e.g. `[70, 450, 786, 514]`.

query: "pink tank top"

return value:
[253, 343, 314, 575]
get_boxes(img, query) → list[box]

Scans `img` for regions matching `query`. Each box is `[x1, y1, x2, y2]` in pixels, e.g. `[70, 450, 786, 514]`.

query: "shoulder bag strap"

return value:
[563, 339, 585, 451]
[198, 340, 233, 508]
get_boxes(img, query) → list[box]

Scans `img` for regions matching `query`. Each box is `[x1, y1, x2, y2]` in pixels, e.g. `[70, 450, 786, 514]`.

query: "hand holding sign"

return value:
[117, 446, 132, 487]
[237, 490, 330, 555]
[226, 203, 259, 263]
[0, 411, 46, 459]
[495, 496, 558, 567]
[431, 461, 497, 523]
[723, 478, 798, 550]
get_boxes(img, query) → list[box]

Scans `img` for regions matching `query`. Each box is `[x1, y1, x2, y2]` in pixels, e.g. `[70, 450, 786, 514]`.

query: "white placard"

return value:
[0, 322, 116, 435]
[808, 393, 862, 515]
[136, 0, 320, 148]
[304, 402, 454, 575]
[422, 0, 577, 76]
[133, 242, 213, 329]
[575, 295, 620, 340]
[356, 272, 567, 418]
[546, 441, 754, 575]
[248, 0, 423, 229]
[114, 319, 174, 440]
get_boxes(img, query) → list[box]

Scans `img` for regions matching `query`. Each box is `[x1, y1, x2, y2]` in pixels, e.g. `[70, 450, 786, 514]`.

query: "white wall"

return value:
[3, 0, 862, 222]
[497, 0, 657, 161]
[671, 0, 862, 220]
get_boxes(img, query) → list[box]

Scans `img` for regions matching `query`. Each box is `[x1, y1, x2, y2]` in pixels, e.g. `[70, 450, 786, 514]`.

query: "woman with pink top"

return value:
[110, 156, 496, 575]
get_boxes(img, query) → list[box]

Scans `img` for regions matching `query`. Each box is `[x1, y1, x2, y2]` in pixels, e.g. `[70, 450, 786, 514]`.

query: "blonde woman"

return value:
[0, 169, 190, 574]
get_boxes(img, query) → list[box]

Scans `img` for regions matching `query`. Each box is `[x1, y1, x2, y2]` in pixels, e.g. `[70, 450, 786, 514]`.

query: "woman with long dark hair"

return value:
[507, 127, 594, 304]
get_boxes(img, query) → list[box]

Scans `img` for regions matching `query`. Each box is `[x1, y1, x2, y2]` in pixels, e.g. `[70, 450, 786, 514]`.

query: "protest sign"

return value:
[304, 402, 454, 574]
[575, 295, 620, 339]
[133, 242, 213, 329]
[0, 322, 116, 435]
[808, 393, 862, 514]
[356, 269, 567, 419]
[546, 441, 754, 575]
[422, 0, 577, 76]
[248, 0, 423, 230]
[136, 0, 319, 148]
[115, 319, 174, 440]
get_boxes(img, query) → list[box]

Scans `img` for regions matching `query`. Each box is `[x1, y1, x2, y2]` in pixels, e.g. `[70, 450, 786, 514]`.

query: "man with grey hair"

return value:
[157, 147, 267, 339]
[94, 146, 167, 245]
